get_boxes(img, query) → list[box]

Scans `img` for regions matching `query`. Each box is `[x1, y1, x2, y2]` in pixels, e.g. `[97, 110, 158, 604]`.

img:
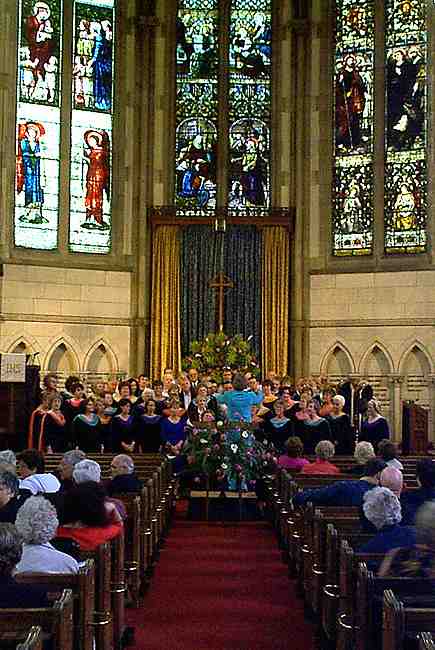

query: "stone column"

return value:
[387, 374, 404, 443]
[427, 375, 435, 443]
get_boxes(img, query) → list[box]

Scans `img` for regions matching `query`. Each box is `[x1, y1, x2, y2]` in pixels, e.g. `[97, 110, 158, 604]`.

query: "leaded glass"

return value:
[333, 0, 374, 256]
[228, 0, 271, 213]
[384, 0, 427, 253]
[175, 0, 218, 215]
[69, 0, 114, 254]
[15, 0, 62, 250]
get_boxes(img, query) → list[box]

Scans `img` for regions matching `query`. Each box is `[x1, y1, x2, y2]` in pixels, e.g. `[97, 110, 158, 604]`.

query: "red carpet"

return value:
[126, 518, 315, 650]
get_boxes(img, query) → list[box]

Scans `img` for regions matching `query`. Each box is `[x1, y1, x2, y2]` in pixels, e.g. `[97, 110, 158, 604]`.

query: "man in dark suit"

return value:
[401, 459, 435, 525]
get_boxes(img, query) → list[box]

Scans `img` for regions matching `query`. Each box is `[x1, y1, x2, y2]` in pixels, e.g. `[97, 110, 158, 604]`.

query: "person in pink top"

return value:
[278, 436, 310, 471]
[301, 440, 341, 475]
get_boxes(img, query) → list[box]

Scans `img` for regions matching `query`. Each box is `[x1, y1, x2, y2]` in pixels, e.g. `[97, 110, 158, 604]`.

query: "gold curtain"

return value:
[262, 226, 290, 377]
[150, 226, 181, 378]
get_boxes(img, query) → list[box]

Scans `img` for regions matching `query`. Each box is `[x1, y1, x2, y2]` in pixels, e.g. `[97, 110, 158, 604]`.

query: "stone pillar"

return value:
[427, 375, 435, 443]
[388, 374, 404, 443]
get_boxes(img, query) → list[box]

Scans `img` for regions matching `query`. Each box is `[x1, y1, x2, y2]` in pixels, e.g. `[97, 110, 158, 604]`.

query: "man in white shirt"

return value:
[17, 449, 60, 495]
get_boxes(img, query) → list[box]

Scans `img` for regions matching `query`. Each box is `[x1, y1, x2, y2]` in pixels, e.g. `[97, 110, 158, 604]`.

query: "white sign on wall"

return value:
[0, 354, 26, 383]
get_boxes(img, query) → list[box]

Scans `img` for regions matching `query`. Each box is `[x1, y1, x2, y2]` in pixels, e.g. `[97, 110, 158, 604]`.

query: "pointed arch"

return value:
[358, 341, 395, 376]
[5, 336, 38, 355]
[84, 339, 119, 375]
[43, 337, 81, 374]
[399, 341, 434, 376]
[320, 341, 355, 376]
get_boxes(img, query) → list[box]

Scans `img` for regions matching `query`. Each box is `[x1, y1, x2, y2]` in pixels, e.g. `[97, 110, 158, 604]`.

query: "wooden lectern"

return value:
[402, 401, 429, 455]
[0, 365, 40, 450]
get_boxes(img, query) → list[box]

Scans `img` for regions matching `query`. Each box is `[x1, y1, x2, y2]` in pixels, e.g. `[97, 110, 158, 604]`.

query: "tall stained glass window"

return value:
[15, 0, 62, 250]
[332, 0, 375, 256]
[175, 0, 219, 215]
[69, 0, 115, 254]
[228, 0, 271, 214]
[384, 0, 427, 254]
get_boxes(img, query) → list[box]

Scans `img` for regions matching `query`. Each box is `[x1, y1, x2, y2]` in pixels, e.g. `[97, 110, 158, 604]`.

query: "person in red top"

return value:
[56, 481, 123, 551]
[301, 440, 341, 476]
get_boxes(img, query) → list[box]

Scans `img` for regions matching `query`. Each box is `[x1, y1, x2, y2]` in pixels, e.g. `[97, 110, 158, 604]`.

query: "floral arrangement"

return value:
[183, 420, 277, 491]
[182, 332, 260, 382]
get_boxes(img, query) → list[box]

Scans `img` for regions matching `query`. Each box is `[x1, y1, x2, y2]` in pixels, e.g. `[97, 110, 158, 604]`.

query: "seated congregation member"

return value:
[264, 400, 292, 452]
[0, 523, 50, 607]
[0, 471, 21, 523]
[327, 394, 354, 455]
[380, 466, 403, 497]
[401, 459, 435, 526]
[358, 487, 416, 554]
[215, 374, 263, 423]
[135, 399, 162, 452]
[301, 440, 340, 475]
[39, 393, 67, 453]
[359, 398, 390, 451]
[14, 496, 79, 574]
[17, 450, 60, 496]
[277, 436, 310, 471]
[112, 398, 136, 453]
[293, 459, 387, 508]
[301, 399, 332, 455]
[73, 460, 127, 521]
[347, 441, 376, 476]
[71, 397, 103, 453]
[107, 455, 143, 495]
[377, 438, 403, 471]
[0, 450, 16, 471]
[56, 482, 123, 551]
[57, 449, 86, 492]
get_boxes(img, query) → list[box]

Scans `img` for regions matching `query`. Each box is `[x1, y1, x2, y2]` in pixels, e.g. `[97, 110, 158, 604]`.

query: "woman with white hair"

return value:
[357, 487, 416, 555]
[301, 440, 340, 475]
[14, 496, 79, 574]
[72, 459, 101, 484]
[359, 399, 390, 451]
[327, 394, 354, 455]
[348, 441, 376, 476]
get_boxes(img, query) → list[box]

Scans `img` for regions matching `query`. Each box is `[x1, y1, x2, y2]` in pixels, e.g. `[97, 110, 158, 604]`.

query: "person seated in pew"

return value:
[293, 458, 387, 507]
[56, 482, 123, 551]
[377, 439, 403, 471]
[357, 487, 416, 555]
[73, 460, 127, 521]
[0, 450, 16, 470]
[301, 440, 341, 475]
[14, 496, 79, 574]
[347, 441, 376, 476]
[400, 459, 435, 526]
[0, 523, 50, 607]
[57, 449, 86, 492]
[0, 471, 22, 523]
[277, 436, 310, 471]
[17, 450, 60, 497]
[380, 466, 403, 497]
[106, 454, 143, 495]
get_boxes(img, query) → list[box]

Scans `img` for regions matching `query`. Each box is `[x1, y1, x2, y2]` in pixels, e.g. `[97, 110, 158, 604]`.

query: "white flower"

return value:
[217, 420, 224, 428]
[221, 463, 228, 470]
[241, 431, 249, 439]
[231, 444, 238, 452]
[200, 438, 208, 444]
[247, 335, 253, 341]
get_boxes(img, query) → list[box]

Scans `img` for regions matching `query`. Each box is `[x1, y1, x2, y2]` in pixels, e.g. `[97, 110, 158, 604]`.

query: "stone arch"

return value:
[359, 341, 394, 376]
[84, 340, 119, 375]
[44, 338, 81, 374]
[320, 342, 355, 376]
[6, 336, 37, 355]
[399, 341, 434, 376]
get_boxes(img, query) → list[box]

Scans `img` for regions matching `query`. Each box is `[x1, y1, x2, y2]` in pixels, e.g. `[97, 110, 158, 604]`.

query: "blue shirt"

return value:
[293, 479, 375, 507]
[215, 389, 263, 422]
[357, 524, 416, 555]
[400, 487, 435, 526]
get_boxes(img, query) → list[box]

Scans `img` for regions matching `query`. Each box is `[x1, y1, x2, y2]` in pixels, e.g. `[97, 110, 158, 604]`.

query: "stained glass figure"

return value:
[333, 0, 374, 256]
[384, 0, 427, 253]
[69, 0, 114, 254]
[15, 0, 62, 250]
[228, 0, 271, 213]
[175, 0, 218, 214]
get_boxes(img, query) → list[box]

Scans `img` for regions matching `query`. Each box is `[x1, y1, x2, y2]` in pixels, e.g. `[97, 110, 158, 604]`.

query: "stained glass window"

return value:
[228, 0, 271, 214]
[332, 0, 375, 256]
[175, 0, 219, 215]
[69, 0, 114, 254]
[15, 0, 62, 250]
[384, 0, 427, 254]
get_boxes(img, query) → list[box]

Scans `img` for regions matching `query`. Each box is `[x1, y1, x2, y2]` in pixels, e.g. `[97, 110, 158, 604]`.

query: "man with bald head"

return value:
[107, 454, 143, 495]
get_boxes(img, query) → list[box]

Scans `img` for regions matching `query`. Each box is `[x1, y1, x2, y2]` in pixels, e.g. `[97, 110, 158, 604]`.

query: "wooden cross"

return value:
[209, 272, 234, 332]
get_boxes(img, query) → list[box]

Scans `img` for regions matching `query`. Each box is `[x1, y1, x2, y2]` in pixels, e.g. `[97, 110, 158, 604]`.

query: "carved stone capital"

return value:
[427, 374, 435, 387]
[387, 374, 405, 386]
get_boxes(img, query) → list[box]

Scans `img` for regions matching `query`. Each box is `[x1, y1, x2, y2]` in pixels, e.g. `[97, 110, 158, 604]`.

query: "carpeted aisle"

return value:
[126, 518, 315, 650]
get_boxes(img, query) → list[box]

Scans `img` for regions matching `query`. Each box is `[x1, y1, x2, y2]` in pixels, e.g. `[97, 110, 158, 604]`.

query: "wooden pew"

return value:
[111, 494, 141, 607]
[420, 632, 435, 649]
[110, 533, 126, 650]
[79, 543, 113, 650]
[15, 559, 95, 650]
[383, 589, 435, 650]
[15, 627, 42, 650]
[0, 589, 73, 650]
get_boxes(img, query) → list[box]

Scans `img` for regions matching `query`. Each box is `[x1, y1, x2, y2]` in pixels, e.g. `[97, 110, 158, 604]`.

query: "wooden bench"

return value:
[0, 589, 73, 650]
[383, 589, 435, 650]
[15, 627, 42, 650]
[111, 494, 141, 607]
[79, 543, 113, 650]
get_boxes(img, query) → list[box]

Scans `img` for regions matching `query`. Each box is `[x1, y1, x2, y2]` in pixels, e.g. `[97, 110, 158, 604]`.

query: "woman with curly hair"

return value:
[14, 496, 79, 574]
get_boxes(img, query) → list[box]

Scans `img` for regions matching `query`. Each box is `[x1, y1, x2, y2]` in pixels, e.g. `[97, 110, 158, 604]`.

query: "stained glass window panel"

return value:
[228, 0, 271, 214]
[15, 0, 62, 250]
[69, 0, 114, 254]
[175, 0, 219, 215]
[384, 0, 427, 254]
[332, 0, 375, 256]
